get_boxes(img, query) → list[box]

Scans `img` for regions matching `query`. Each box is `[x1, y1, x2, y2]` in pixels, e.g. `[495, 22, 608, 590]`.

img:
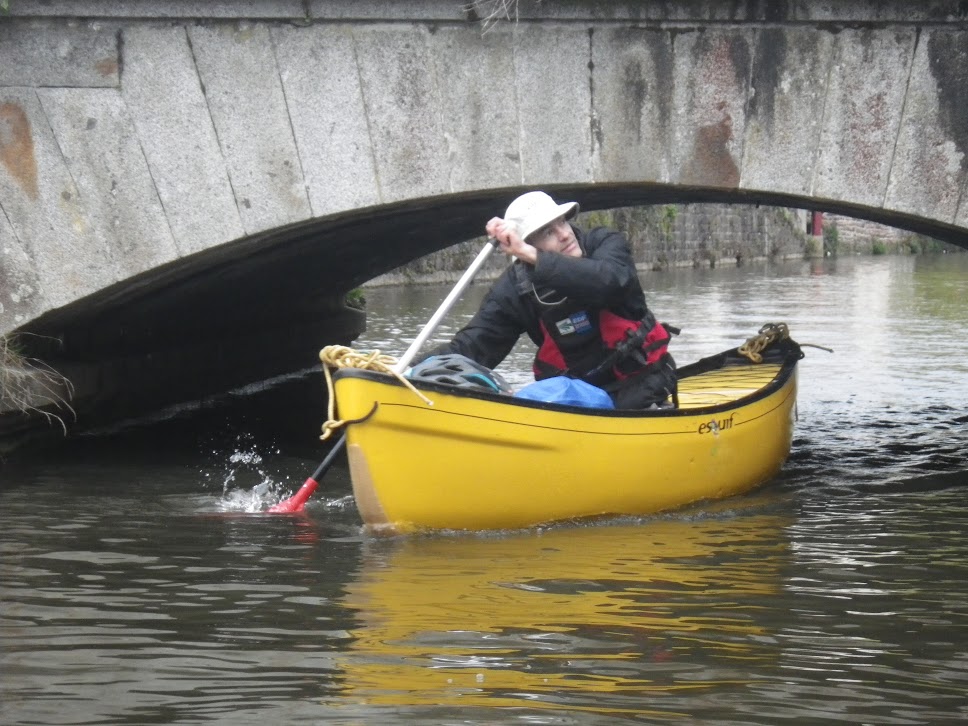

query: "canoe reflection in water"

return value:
[331, 510, 792, 717]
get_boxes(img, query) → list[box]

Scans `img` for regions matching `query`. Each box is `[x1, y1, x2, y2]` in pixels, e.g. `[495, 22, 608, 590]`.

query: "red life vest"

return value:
[532, 299, 672, 383]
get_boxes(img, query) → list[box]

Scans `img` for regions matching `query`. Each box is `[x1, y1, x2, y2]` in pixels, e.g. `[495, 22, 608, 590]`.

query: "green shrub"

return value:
[345, 288, 366, 310]
[822, 223, 839, 255]
[660, 205, 678, 239]
[904, 234, 952, 254]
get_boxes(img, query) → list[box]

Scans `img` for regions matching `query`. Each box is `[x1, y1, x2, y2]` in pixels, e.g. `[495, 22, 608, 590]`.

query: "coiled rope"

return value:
[737, 322, 833, 363]
[737, 323, 791, 363]
[316, 345, 432, 441]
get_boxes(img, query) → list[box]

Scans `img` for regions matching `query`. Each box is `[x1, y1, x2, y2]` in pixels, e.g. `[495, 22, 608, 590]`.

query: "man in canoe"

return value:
[425, 191, 678, 409]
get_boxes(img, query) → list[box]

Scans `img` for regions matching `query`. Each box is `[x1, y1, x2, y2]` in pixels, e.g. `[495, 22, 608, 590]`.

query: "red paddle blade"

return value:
[266, 477, 319, 513]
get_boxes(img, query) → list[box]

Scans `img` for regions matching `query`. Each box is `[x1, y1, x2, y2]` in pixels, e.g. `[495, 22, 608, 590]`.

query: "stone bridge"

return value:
[2, 0, 968, 433]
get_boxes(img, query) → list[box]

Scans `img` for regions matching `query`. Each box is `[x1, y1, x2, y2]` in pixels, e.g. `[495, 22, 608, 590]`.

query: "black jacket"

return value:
[434, 225, 652, 371]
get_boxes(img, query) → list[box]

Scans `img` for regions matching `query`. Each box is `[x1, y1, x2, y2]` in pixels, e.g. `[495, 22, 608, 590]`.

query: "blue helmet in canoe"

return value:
[408, 354, 512, 394]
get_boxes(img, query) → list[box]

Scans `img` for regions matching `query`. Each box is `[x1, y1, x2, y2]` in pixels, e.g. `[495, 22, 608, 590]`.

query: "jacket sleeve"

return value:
[531, 228, 639, 308]
[425, 272, 527, 370]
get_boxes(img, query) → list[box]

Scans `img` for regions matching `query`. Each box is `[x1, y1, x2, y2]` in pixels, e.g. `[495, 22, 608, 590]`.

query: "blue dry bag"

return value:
[514, 376, 615, 409]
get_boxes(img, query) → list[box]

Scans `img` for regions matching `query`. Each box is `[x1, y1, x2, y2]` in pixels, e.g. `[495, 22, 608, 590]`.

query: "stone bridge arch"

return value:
[2, 0, 968, 430]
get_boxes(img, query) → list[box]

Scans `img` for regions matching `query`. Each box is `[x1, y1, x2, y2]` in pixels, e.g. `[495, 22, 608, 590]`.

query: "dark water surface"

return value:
[2, 254, 968, 724]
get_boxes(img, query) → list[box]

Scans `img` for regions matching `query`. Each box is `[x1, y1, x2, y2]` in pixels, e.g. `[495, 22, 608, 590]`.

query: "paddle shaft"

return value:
[268, 238, 498, 513]
[394, 239, 499, 373]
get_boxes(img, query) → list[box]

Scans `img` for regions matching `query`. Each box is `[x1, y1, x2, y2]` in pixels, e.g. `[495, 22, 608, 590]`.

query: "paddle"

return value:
[267, 237, 499, 513]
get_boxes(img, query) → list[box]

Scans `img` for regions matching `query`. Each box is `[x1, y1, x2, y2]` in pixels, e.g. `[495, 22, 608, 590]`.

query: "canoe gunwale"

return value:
[332, 340, 803, 419]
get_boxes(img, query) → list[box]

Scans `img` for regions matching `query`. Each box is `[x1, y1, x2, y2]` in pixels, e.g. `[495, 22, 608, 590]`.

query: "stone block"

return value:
[813, 28, 916, 209]
[669, 28, 754, 189]
[308, 0, 467, 20]
[886, 29, 967, 225]
[0, 207, 46, 334]
[511, 25, 592, 185]
[38, 87, 179, 279]
[352, 25, 451, 201]
[188, 23, 312, 234]
[120, 25, 244, 255]
[591, 27, 674, 184]
[788, 0, 966, 23]
[428, 26, 521, 192]
[742, 28, 833, 197]
[9, 1, 305, 19]
[0, 19, 119, 88]
[271, 24, 381, 215]
[0, 88, 114, 309]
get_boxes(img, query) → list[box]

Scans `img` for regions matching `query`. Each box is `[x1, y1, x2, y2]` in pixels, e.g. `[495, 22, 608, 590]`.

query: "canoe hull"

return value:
[334, 358, 798, 533]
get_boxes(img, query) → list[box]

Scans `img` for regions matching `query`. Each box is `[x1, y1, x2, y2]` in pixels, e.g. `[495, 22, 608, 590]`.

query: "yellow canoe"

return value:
[332, 336, 802, 534]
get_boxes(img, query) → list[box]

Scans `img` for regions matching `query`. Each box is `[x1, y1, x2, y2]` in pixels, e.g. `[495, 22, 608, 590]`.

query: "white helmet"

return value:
[504, 191, 579, 241]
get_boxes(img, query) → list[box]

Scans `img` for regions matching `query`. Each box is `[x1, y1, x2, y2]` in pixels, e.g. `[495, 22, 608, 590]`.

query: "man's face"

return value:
[528, 217, 581, 257]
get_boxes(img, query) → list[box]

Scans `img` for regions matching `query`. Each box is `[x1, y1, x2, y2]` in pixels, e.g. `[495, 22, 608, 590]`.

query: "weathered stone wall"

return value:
[369, 204, 810, 285]
[824, 214, 915, 254]
[596, 204, 809, 270]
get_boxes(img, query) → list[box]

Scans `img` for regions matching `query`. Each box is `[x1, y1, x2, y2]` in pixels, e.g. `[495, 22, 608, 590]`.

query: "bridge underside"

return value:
[3, 183, 965, 449]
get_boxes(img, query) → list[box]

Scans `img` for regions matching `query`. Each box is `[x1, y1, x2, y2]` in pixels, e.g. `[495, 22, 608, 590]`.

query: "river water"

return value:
[2, 254, 967, 724]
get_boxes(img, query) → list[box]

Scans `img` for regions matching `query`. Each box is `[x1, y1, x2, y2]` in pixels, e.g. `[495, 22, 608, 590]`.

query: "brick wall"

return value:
[601, 204, 809, 270]
[825, 214, 911, 254]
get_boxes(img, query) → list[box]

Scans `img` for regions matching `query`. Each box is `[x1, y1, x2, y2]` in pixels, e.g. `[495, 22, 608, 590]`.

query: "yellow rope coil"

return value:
[316, 345, 432, 441]
[737, 323, 791, 363]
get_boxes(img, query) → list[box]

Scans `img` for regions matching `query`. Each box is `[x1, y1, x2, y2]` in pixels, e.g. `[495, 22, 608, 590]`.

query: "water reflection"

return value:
[334, 509, 792, 717]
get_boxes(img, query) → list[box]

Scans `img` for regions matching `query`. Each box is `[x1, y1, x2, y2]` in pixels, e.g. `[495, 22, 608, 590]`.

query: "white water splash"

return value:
[213, 437, 289, 513]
